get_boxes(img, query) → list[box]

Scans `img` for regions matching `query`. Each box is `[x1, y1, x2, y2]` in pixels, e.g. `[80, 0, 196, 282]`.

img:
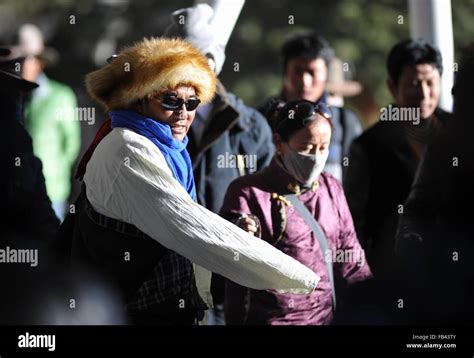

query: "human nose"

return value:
[175, 102, 188, 116]
[303, 72, 313, 88]
[415, 81, 430, 101]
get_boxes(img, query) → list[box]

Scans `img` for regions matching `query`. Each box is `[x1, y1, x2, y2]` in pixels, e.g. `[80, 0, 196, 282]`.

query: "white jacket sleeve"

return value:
[85, 129, 319, 294]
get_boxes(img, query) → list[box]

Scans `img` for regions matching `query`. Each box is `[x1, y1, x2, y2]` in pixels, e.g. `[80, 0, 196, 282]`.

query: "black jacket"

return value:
[344, 107, 451, 279]
[394, 105, 474, 324]
[2, 114, 59, 245]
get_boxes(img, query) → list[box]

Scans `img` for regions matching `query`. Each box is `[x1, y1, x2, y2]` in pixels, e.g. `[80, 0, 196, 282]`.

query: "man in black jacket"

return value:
[1, 48, 59, 247]
[395, 53, 474, 324]
[1, 49, 57, 324]
[344, 39, 451, 281]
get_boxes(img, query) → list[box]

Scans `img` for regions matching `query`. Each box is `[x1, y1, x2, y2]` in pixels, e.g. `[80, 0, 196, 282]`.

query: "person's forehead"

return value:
[308, 115, 332, 131]
[288, 56, 326, 69]
[293, 117, 331, 139]
[401, 63, 440, 79]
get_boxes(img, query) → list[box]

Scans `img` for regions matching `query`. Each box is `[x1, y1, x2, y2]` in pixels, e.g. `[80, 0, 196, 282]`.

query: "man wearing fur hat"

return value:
[63, 37, 319, 325]
[165, 3, 275, 324]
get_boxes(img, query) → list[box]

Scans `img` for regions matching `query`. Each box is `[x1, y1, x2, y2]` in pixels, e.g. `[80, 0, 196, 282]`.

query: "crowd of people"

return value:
[3, 3, 474, 326]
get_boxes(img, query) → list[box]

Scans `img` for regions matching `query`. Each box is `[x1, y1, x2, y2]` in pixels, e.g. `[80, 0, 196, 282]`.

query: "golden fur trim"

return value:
[85, 37, 216, 111]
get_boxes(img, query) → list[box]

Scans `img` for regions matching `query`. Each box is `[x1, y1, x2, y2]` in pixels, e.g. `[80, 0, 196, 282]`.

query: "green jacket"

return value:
[25, 75, 81, 203]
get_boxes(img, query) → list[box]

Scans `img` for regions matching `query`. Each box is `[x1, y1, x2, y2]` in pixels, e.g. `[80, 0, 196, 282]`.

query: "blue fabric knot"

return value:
[110, 110, 196, 200]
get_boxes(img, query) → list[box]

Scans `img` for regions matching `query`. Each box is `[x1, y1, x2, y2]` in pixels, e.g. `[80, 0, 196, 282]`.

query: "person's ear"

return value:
[387, 78, 398, 99]
[273, 132, 283, 154]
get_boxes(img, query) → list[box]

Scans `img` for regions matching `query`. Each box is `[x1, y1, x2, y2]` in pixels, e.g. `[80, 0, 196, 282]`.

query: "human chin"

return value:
[420, 103, 435, 119]
[170, 125, 188, 141]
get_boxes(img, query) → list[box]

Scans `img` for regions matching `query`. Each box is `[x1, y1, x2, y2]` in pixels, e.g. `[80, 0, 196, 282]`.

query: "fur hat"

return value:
[85, 37, 216, 111]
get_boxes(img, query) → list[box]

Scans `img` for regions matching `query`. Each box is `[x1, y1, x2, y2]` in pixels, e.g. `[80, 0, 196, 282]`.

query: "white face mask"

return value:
[281, 146, 329, 187]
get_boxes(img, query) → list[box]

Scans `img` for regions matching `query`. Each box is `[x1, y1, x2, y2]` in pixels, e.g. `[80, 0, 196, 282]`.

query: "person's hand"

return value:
[236, 214, 259, 236]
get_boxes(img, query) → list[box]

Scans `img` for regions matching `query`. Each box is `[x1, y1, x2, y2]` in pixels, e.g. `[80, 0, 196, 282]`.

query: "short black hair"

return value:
[386, 39, 443, 85]
[281, 32, 334, 73]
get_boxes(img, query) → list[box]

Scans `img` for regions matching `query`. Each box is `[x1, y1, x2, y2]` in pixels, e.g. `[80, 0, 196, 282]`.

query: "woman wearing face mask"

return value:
[221, 100, 372, 325]
[61, 38, 319, 325]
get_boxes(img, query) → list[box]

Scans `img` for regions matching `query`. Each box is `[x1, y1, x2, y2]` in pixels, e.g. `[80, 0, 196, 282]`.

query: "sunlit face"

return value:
[274, 113, 332, 156]
[283, 57, 328, 102]
[140, 85, 198, 141]
[388, 63, 441, 119]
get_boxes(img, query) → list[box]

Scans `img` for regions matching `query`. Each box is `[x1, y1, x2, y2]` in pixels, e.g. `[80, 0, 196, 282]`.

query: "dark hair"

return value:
[271, 100, 333, 142]
[386, 39, 443, 85]
[281, 32, 334, 73]
[264, 98, 286, 129]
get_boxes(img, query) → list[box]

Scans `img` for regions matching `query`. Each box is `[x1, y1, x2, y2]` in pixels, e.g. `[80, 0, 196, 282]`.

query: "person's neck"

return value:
[404, 113, 437, 130]
[32, 73, 49, 98]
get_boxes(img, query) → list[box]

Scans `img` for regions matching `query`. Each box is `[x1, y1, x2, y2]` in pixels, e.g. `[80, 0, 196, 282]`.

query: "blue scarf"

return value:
[110, 110, 196, 200]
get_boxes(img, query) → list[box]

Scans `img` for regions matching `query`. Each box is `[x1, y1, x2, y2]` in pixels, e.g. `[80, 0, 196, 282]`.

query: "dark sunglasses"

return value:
[158, 94, 201, 111]
[276, 100, 332, 130]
